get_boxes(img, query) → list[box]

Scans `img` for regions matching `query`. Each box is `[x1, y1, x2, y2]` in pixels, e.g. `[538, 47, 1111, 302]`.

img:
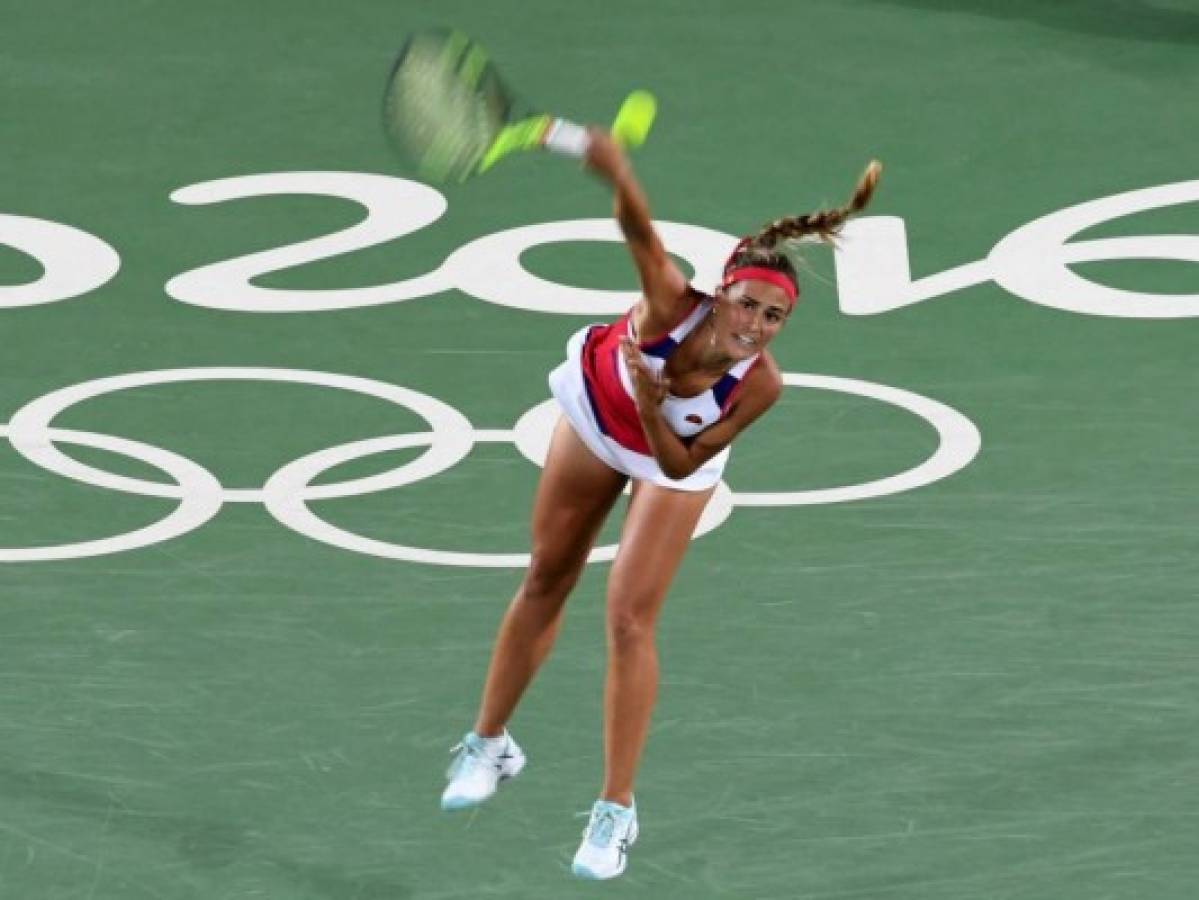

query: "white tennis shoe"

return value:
[440, 730, 526, 811]
[571, 798, 639, 880]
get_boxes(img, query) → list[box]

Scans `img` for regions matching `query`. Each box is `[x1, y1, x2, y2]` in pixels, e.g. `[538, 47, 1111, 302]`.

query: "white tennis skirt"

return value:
[547, 325, 729, 492]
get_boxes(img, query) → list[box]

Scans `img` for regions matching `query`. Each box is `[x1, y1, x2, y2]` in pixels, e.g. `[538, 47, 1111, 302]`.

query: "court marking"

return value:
[0, 367, 979, 565]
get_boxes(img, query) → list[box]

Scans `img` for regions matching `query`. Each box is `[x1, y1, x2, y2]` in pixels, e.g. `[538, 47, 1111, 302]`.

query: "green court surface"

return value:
[2, 2, 1197, 897]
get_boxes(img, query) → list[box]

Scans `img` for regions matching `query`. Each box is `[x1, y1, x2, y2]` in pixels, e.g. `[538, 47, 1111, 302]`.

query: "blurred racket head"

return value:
[383, 28, 545, 183]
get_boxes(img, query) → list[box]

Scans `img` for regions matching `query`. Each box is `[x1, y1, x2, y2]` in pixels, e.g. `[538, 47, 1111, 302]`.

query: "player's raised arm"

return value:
[584, 131, 689, 331]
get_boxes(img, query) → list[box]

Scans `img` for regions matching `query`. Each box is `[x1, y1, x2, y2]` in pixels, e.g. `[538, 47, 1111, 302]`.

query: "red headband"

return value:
[720, 266, 799, 307]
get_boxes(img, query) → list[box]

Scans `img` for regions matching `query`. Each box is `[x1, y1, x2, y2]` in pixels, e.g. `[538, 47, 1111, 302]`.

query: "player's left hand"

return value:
[620, 337, 670, 411]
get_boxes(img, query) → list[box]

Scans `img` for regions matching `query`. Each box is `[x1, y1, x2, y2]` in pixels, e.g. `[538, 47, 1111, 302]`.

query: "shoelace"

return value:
[446, 738, 504, 780]
[581, 806, 627, 847]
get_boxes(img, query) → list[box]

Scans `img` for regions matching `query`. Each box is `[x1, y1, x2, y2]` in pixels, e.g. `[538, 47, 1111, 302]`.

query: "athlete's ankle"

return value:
[471, 723, 507, 741]
[599, 790, 634, 809]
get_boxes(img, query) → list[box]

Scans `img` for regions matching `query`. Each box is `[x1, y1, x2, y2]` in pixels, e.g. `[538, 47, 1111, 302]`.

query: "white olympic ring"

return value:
[5, 368, 474, 503]
[0, 367, 980, 566]
[0, 423, 222, 562]
[262, 430, 736, 568]
[732, 374, 982, 506]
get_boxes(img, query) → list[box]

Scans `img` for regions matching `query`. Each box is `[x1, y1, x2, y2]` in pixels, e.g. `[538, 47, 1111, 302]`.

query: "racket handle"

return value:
[542, 119, 591, 158]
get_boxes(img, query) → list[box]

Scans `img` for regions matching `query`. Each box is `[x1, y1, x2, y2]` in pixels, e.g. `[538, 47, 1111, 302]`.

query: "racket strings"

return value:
[384, 33, 508, 181]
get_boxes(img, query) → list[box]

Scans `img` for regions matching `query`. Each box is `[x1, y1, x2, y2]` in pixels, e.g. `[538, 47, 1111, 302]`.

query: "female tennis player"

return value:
[441, 129, 880, 880]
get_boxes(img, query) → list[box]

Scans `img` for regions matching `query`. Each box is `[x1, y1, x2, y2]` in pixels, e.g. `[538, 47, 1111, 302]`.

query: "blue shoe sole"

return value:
[440, 795, 483, 812]
[571, 858, 628, 880]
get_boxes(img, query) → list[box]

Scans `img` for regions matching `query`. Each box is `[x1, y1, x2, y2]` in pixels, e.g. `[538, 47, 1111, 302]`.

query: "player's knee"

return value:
[605, 604, 657, 651]
[520, 552, 583, 609]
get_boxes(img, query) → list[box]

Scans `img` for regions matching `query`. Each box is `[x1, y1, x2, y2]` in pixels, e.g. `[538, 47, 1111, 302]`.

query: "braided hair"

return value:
[722, 160, 883, 300]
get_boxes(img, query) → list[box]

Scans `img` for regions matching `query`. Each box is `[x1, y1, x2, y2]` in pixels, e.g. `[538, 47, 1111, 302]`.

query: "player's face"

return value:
[714, 279, 793, 359]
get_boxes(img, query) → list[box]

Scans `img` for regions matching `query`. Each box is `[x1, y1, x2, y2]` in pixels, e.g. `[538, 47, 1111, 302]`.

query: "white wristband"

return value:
[542, 119, 591, 158]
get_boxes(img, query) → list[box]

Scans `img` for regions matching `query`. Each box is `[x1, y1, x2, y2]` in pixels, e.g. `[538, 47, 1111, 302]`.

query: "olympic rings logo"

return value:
[0, 367, 980, 566]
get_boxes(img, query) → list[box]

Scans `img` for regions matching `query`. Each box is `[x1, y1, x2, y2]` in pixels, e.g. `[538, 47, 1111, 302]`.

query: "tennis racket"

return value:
[382, 28, 657, 183]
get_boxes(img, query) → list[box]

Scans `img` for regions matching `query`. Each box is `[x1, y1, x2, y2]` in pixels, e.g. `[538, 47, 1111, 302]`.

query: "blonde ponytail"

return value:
[753, 160, 882, 248]
[720, 160, 883, 300]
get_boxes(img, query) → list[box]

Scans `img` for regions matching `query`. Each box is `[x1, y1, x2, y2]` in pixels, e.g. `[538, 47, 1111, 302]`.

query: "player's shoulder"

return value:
[636, 284, 706, 343]
[727, 350, 782, 424]
[745, 350, 783, 403]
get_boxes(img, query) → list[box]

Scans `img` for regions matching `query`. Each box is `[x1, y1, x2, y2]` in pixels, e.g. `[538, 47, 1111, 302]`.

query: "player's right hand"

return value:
[584, 130, 631, 183]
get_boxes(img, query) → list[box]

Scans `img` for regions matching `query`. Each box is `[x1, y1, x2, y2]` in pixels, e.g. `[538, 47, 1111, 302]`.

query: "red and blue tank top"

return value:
[580, 291, 761, 456]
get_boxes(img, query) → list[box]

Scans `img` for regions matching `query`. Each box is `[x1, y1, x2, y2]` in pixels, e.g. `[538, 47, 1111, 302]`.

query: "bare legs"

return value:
[470, 418, 714, 808]
[472, 418, 626, 736]
[600, 481, 713, 806]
